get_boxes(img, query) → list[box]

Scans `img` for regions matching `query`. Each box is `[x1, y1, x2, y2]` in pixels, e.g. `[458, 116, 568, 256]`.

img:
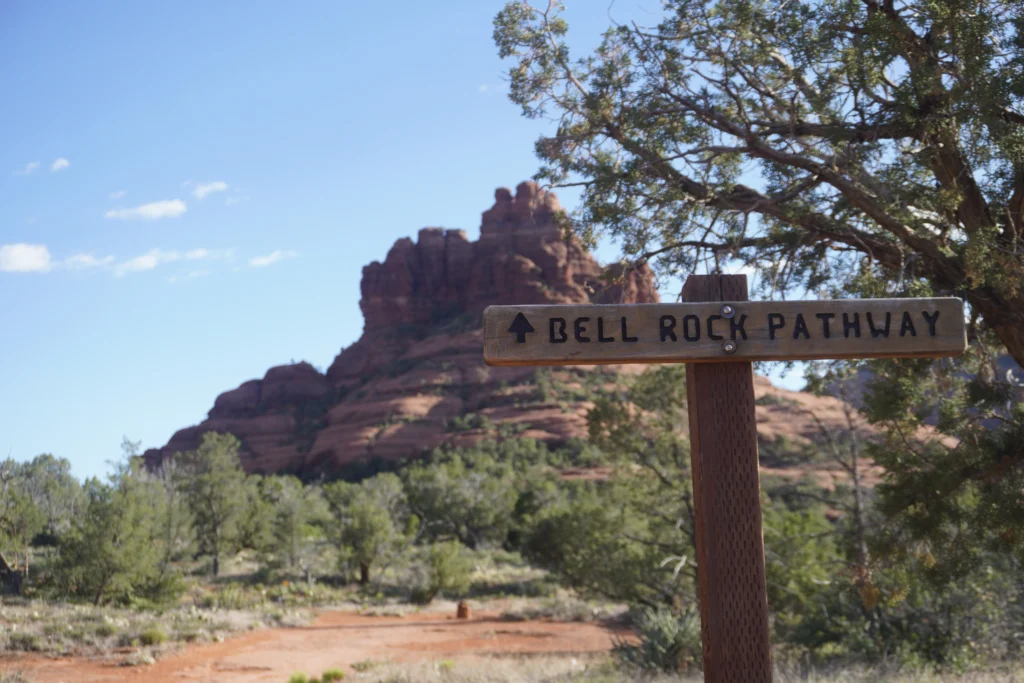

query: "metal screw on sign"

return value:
[721, 340, 738, 355]
[720, 304, 735, 319]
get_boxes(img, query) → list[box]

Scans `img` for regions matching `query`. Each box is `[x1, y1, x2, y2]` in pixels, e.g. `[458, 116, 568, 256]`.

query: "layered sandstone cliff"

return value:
[143, 182, 659, 474]
[143, 181, 883, 487]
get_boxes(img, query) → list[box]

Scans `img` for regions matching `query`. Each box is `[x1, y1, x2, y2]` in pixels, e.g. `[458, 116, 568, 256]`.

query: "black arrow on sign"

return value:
[508, 312, 535, 343]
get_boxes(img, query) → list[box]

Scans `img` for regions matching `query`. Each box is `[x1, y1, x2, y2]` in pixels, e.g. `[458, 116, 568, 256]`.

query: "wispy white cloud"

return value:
[14, 162, 40, 176]
[192, 181, 228, 200]
[249, 249, 298, 268]
[105, 199, 187, 221]
[64, 253, 114, 270]
[169, 270, 209, 284]
[185, 247, 234, 261]
[50, 158, 70, 172]
[115, 248, 180, 276]
[0, 243, 52, 273]
[0, 244, 234, 276]
[224, 187, 249, 206]
[478, 84, 490, 93]
[115, 247, 234, 276]
[109, 190, 126, 200]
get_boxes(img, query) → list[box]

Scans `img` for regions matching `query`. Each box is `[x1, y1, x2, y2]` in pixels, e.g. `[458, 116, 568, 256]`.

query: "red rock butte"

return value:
[142, 182, 660, 475]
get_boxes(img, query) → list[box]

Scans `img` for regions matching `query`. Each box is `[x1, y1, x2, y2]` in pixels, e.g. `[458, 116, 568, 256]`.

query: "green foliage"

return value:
[16, 453, 82, 541]
[494, 0, 1024, 359]
[445, 413, 492, 433]
[614, 607, 702, 673]
[0, 459, 44, 574]
[320, 668, 346, 681]
[287, 673, 309, 683]
[262, 476, 327, 572]
[494, 6, 1024, 667]
[149, 458, 194, 572]
[175, 432, 247, 576]
[350, 659, 381, 672]
[55, 444, 180, 606]
[139, 625, 167, 646]
[324, 473, 407, 584]
[523, 366, 697, 607]
[413, 541, 473, 604]
[403, 448, 520, 549]
[762, 504, 843, 639]
[400, 439, 561, 556]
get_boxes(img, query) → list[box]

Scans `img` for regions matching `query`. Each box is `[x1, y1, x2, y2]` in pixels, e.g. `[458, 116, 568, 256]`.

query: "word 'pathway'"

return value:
[483, 298, 965, 367]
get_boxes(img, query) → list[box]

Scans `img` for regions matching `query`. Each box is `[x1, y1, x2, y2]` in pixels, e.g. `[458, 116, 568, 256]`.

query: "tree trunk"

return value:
[213, 554, 220, 577]
[992, 318, 1024, 371]
[94, 577, 109, 606]
[359, 563, 370, 585]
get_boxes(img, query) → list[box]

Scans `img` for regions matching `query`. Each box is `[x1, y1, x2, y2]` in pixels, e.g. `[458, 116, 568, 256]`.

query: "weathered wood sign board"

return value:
[483, 298, 965, 367]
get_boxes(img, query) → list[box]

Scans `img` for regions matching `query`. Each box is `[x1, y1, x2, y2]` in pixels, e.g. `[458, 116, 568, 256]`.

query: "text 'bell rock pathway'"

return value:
[483, 298, 965, 367]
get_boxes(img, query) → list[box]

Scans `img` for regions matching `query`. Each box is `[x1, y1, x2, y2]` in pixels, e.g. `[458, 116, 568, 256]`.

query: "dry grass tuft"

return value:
[0, 598, 312, 660]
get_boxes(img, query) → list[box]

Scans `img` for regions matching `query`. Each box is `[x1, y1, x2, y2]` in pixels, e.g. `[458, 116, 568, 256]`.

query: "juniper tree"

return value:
[324, 473, 407, 585]
[495, 0, 1024, 356]
[175, 432, 246, 577]
[495, 0, 1024, 575]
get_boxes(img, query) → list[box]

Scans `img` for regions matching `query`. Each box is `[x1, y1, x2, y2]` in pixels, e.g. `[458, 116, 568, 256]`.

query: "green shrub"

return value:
[139, 625, 168, 646]
[614, 607, 702, 672]
[321, 668, 346, 681]
[7, 633, 42, 652]
[287, 673, 309, 683]
[350, 659, 381, 672]
[415, 541, 473, 604]
[93, 622, 118, 638]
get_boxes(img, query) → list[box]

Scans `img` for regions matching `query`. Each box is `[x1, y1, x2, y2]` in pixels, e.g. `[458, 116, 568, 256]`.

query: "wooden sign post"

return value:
[483, 274, 966, 683]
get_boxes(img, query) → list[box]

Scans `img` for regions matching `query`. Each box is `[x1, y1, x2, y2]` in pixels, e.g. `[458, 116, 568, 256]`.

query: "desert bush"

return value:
[139, 625, 168, 646]
[320, 668, 346, 681]
[0, 672, 31, 683]
[121, 649, 156, 666]
[614, 607, 702, 673]
[412, 541, 472, 605]
[351, 658, 383, 672]
[6, 632, 42, 651]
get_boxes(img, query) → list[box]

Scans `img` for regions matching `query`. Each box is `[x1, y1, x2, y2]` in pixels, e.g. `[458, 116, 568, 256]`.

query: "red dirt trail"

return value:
[1, 610, 629, 682]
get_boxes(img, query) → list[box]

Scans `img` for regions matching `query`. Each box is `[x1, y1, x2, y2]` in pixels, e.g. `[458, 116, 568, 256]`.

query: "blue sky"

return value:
[1, 1, 803, 479]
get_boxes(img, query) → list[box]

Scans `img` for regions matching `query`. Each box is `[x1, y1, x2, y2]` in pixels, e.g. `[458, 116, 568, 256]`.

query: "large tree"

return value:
[494, 0, 1024, 573]
[494, 0, 1024, 364]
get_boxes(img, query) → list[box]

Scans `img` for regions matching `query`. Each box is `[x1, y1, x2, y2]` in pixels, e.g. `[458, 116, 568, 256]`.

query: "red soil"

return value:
[2, 609, 630, 682]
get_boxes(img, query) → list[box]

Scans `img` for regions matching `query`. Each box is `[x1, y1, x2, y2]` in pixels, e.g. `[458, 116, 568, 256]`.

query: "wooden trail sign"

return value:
[482, 275, 966, 683]
[483, 298, 966, 366]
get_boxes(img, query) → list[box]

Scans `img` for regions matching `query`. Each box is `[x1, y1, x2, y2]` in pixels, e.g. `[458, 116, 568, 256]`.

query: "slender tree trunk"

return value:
[360, 563, 370, 585]
[850, 424, 869, 573]
[94, 577, 109, 606]
[213, 554, 220, 577]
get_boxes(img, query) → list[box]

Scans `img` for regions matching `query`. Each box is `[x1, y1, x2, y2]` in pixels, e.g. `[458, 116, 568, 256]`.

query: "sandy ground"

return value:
[1, 609, 630, 682]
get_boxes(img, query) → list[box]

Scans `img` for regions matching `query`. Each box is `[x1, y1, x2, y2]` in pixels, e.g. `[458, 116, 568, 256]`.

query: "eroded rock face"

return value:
[142, 181, 890, 484]
[357, 182, 657, 337]
[142, 182, 659, 474]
